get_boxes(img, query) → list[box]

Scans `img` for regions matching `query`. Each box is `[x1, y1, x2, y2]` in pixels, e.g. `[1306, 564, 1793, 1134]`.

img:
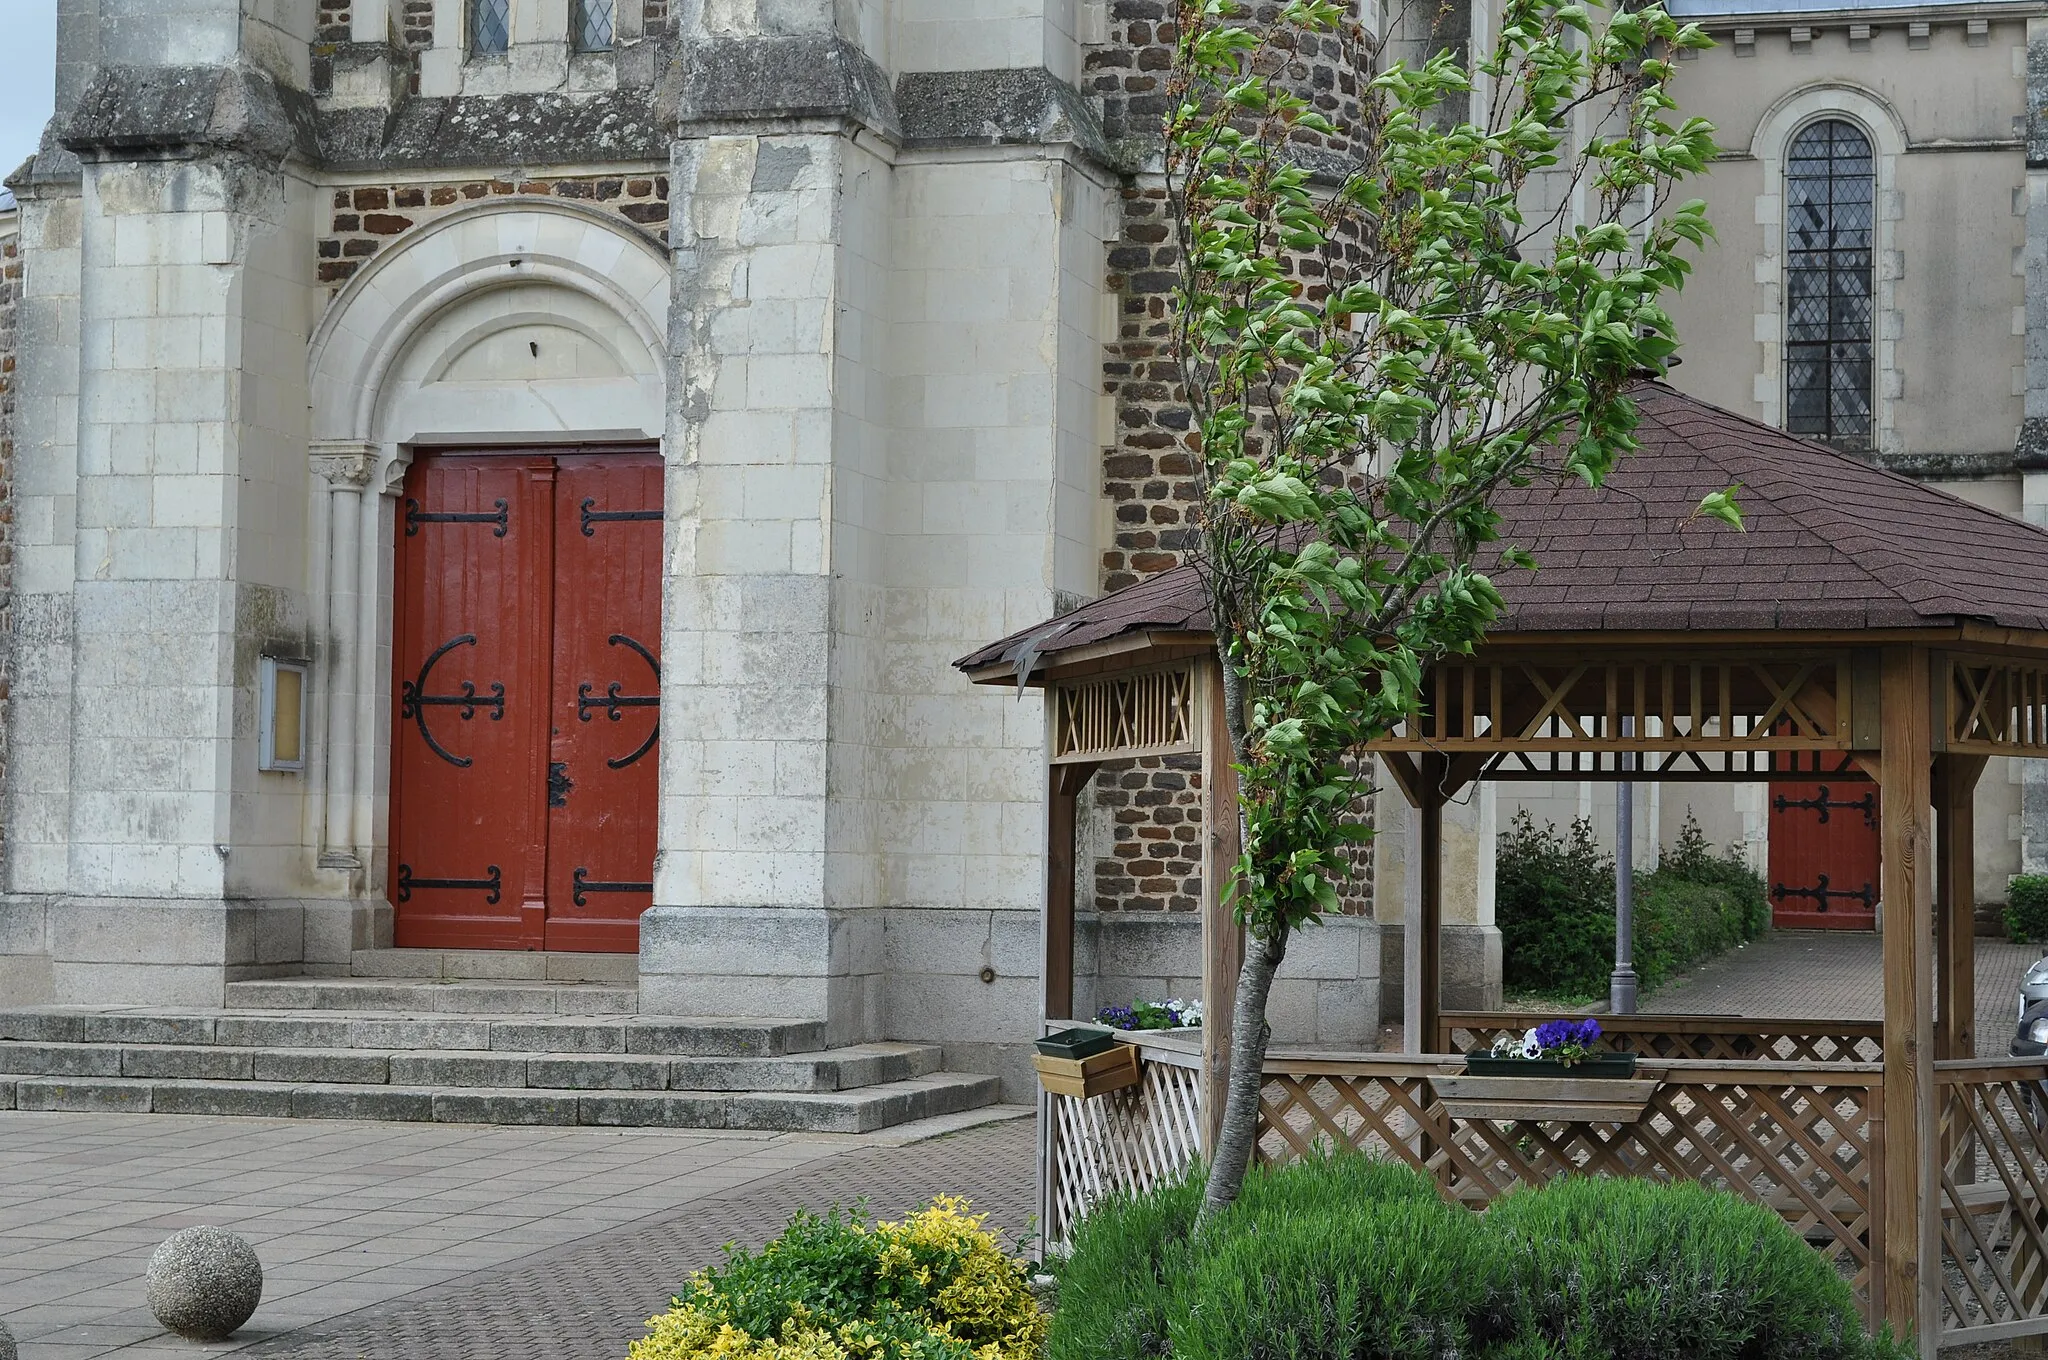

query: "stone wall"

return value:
[316, 172, 669, 287]
[1082, 5, 1377, 927]
[0, 213, 17, 873]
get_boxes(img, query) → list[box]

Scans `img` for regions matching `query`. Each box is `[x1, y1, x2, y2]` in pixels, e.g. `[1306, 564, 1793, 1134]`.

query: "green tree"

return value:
[1166, 0, 1724, 1222]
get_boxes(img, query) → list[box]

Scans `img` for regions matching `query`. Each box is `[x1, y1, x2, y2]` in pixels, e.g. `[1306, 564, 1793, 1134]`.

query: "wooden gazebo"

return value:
[959, 383, 2048, 1355]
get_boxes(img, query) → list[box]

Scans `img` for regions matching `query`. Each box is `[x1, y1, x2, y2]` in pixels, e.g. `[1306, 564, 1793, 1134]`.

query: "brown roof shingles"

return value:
[956, 382, 2048, 674]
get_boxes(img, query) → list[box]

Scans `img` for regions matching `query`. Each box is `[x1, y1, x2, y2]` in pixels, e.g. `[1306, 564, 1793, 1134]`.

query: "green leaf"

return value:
[1695, 486, 1746, 531]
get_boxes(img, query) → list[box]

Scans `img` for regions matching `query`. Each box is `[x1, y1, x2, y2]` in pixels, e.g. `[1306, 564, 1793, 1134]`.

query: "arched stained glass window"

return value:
[1785, 119, 1875, 447]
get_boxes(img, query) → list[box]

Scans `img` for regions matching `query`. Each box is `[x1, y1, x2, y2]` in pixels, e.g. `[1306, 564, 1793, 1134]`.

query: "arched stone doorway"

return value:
[305, 200, 670, 950]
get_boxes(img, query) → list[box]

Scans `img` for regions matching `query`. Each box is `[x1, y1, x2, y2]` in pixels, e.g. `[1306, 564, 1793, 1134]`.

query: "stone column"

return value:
[309, 443, 377, 868]
[2020, 16, 2048, 874]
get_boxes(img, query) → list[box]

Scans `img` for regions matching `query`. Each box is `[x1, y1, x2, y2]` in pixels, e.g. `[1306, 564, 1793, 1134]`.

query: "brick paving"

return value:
[0, 1108, 1029, 1360]
[1642, 928, 2043, 1056]
[234, 1118, 1038, 1360]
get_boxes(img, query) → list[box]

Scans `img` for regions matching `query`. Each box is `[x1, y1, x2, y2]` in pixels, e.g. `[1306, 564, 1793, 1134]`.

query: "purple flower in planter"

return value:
[1096, 1005, 1139, 1031]
[1534, 1018, 1602, 1052]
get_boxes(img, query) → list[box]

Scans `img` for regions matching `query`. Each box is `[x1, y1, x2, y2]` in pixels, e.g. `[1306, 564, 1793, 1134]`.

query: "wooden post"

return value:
[1405, 755, 1446, 1056]
[1935, 753, 1987, 1202]
[1043, 760, 1097, 1027]
[1935, 755, 1986, 1062]
[1879, 646, 1938, 1352]
[1201, 659, 1243, 1152]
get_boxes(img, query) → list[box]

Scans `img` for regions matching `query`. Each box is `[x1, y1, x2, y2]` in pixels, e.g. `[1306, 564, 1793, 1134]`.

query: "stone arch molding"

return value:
[309, 199, 671, 445]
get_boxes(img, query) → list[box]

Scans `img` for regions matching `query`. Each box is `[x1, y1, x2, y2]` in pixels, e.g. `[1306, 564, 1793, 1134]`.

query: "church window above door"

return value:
[470, 0, 511, 55]
[1784, 118, 1875, 449]
[573, 0, 616, 51]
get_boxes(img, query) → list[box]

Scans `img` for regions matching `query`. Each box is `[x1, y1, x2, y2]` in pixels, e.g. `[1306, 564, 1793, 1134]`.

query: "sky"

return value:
[0, 0, 59, 203]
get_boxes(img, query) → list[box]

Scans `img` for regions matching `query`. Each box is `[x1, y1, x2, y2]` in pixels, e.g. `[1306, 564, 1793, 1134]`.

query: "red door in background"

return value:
[391, 448, 662, 952]
[1767, 776, 1880, 930]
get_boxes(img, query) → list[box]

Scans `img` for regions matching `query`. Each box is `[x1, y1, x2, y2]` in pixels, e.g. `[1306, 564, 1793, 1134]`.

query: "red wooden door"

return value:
[1767, 777, 1880, 930]
[544, 454, 663, 951]
[390, 448, 661, 952]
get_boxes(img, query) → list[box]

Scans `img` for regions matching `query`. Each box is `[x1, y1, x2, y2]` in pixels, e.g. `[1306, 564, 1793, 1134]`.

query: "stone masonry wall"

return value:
[1085, 3, 1374, 923]
[0, 221, 17, 869]
[317, 172, 669, 287]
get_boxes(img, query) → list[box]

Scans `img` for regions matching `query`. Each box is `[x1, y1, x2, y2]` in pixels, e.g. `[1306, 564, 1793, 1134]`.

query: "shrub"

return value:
[1499, 810, 1769, 999]
[1660, 810, 1771, 938]
[1051, 1156, 1907, 1360]
[2008, 874, 2048, 942]
[1046, 1148, 1442, 1360]
[1633, 875, 1748, 991]
[1497, 811, 1614, 997]
[630, 1197, 1045, 1360]
[1171, 1195, 1507, 1360]
[1486, 1176, 1906, 1360]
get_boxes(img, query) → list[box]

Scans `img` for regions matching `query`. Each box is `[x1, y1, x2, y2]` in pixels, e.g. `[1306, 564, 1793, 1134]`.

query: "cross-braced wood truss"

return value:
[1368, 651, 1875, 781]
[1943, 655, 2048, 756]
[1052, 664, 1197, 765]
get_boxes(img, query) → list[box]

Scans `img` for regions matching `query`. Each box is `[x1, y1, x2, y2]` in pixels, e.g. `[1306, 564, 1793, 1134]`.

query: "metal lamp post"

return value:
[1611, 717, 1640, 1014]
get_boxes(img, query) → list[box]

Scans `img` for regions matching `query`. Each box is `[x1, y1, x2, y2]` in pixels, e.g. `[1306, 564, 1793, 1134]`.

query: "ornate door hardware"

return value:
[400, 634, 506, 768]
[572, 867, 655, 907]
[579, 497, 662, 537]
[1771, 785, 1876, 828]
[1771, 874, 1877, 912]
[577, 633, 661, 769]
[396, 863, 504, 904]
[549, 762, 574, 807]
[406, 497, 510, 537]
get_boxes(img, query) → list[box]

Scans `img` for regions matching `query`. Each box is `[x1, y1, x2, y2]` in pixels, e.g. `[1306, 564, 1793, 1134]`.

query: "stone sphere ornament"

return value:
[145, 1227, 263, 1342]
[0, 1316, 16, 1360]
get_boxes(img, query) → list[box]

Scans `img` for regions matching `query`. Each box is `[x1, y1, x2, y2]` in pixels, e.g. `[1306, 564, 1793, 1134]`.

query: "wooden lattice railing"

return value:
[1040, 1039, 1204, 1247]
[1255, 1056, 1885, 1320]
[1938, 1059, 2048, 1345]
[1442, 1012, 1884, 1064]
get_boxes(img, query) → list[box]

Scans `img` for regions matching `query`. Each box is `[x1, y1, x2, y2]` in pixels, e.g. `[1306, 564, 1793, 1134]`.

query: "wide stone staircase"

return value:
[0, 950, 1003, 1134]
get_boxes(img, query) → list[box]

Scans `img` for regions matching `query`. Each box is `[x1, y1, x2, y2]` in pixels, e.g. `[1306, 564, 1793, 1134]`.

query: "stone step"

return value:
[0, 1071, 1001, 1134]
[0, 1008, 832, 1057]
[0, 1040, 941, 1093]
[346, 949, 637, 984]
[223, 977, 639, 1015]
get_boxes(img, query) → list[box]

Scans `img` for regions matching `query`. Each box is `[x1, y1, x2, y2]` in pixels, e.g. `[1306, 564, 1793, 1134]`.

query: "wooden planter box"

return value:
[1463, 1053, 1639, 1079]
[1429, 1071, 1659, 1124]
[1034, 1043, 1142, 1099]
[1036, 1027, 1121, 1061]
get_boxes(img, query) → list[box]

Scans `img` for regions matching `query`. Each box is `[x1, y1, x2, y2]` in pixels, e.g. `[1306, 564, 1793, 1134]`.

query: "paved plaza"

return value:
[0, 1109, 1032, 1359]
[1642, 928, 2040, 1056]
[4, 929, 2043, 1360]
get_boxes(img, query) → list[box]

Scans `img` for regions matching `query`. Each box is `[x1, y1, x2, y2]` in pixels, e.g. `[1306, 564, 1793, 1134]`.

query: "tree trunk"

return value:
[1197, 925, 1288, 1225]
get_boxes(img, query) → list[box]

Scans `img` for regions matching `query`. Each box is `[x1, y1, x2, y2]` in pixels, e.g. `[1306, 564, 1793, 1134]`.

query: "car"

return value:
[2023, 955, 2048, 1025]
[2016, 997, 2048, 1060]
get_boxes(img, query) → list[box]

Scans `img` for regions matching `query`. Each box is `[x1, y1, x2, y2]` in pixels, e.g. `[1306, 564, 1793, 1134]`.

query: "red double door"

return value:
[391, 448, 662, 952]
[1767, 772, 1881, 931]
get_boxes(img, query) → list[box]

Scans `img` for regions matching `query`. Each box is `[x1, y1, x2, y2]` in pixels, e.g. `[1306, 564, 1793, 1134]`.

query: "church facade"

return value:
[0, 0, 2042, 1101]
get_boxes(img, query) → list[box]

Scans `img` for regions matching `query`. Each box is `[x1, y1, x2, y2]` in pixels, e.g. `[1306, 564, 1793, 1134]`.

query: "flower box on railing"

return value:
[1033, 1042, 1142, 1100]
[1429, 1073, 1659, 1123]
[1434, 1018, 1657, 1122]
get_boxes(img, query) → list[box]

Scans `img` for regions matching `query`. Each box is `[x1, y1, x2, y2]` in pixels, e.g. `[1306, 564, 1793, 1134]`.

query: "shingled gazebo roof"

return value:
[958, 381, 2048, 680]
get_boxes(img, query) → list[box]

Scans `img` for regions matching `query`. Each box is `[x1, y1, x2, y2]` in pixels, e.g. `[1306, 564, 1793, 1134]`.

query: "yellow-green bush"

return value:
[629, 1197, 1044, 1360]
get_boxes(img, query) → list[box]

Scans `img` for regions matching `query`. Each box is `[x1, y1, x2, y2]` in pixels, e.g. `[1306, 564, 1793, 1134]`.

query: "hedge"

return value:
[1048, 1152, 1907, 1360]
[1498, 810, 1769, 999]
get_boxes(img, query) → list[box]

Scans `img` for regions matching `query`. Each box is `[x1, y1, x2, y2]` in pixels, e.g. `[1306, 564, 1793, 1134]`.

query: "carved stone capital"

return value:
[310, 441, 379, 489]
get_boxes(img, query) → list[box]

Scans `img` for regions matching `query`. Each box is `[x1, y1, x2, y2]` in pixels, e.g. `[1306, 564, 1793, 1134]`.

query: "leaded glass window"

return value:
[1785, 118, 1874, 447]
[574, 0, 616, 51]
[470, 0, 510, 55]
